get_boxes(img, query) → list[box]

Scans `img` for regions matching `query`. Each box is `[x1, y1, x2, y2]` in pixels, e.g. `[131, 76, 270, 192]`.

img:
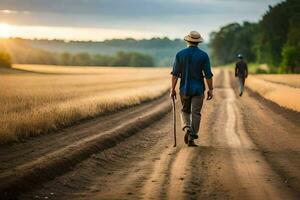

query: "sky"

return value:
[0, 0, 283, 41]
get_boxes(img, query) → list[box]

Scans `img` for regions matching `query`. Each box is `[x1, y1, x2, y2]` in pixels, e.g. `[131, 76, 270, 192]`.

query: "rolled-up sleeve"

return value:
[203, 54, 213, 79]
[170, 53, 181, 78]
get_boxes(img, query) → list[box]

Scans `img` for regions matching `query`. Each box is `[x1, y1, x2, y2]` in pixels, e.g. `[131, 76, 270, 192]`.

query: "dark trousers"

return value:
[180, 95, 204, 136]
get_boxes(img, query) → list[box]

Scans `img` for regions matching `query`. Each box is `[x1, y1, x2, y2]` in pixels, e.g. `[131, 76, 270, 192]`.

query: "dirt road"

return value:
[1, 69, 300, 200]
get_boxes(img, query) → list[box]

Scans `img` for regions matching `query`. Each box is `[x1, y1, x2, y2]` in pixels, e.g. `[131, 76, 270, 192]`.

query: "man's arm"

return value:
[170, 53, 181, 99]
[235, 63, 238, 77]
[203, 54, 214, 100]
[170, 76, 178, 99]
[206, 78, 213, 90]
[206, 78, 213, 100]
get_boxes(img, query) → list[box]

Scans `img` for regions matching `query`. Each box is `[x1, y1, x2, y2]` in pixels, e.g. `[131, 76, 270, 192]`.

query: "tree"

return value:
[210, 23, 252, 65]
[111, 51, 131, 66]
[281, 45, 300, 72]
[210, 0, 300, 73]
[0, 51, 12, 68]
[92, 54, 113, 66]
[232, 22, 258, 62]
[61, 52, 72, 65]
[256, 0, 300, 67]
[280, 13, 300, 73]
[72, 53, 91, 66]
[129, 53, 155, 67]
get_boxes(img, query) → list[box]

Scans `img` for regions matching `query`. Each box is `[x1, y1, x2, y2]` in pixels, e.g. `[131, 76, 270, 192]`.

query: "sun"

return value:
[0, 23, 12, 38]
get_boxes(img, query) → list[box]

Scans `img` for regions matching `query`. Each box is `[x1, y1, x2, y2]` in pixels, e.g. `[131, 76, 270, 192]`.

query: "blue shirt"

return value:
[171, 46, 213, 96]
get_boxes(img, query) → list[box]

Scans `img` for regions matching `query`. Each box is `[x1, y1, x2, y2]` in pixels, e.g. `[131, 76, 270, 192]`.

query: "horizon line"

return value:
[1, 36, 210, 43]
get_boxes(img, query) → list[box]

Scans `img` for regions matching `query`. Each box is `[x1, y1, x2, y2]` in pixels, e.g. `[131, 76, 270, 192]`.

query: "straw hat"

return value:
[184, 31, 204, 43]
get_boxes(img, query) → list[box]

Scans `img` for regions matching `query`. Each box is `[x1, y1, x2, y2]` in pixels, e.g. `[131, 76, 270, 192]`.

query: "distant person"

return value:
[170, 31, 213, 147]
[235, 54, 248, 96]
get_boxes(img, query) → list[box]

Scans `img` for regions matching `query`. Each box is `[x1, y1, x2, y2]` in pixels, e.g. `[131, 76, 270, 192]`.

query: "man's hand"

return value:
[170, 76, 178, 100]
[170, 89, 177, 100]
[207, 89, 213, 100]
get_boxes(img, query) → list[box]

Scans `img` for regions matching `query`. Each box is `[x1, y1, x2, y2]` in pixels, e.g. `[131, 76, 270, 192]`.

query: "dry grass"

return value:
[247, 75, 300, 112]
[255, 74, 300, 88]
[0, 64, 170, 144]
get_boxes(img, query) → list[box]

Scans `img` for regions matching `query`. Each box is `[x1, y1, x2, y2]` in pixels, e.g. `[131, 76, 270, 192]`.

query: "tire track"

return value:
[183, 69, 298, 200]
[223, 90, 291, 199]
[141, 147, 177, 200]
[0, 94, 169, 172]
[167, 148, 195, 200]
[215, 70, 297, 199]
[0, 96, 172, 199]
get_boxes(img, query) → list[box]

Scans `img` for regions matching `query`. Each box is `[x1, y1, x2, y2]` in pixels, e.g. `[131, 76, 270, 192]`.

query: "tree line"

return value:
[18, 37, 188, 66]
[59, 51, 154, 67]
[210, 0, 300, 73]
[0, 50, 155, 68]
[1, 37, 185, 67]
[28, 37, 185, 49]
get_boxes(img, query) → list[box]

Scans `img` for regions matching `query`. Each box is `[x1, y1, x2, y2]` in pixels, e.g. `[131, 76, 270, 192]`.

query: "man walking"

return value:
[170, 31, 213, 147]
[235, 54, 248, 96]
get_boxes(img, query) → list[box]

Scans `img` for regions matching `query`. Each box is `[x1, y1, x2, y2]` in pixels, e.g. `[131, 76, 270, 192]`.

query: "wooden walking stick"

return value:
[172, 96, 177, 147]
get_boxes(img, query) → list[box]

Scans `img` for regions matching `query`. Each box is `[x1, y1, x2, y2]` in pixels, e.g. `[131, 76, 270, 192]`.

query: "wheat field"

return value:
[247, 74, 300, 112]
[0, 65, 170, 144]
[255, 74, 300, 88]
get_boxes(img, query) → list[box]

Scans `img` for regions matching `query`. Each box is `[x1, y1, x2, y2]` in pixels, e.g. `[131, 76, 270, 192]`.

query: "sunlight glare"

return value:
[0, 23, 12, 38]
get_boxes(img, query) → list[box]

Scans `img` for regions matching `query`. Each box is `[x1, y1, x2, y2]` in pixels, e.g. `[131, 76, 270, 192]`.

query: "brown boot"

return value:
[188, 140, 197, 147]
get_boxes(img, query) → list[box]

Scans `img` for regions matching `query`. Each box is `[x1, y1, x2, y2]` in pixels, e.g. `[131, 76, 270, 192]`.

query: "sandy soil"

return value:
[1, 69, 299, 200]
